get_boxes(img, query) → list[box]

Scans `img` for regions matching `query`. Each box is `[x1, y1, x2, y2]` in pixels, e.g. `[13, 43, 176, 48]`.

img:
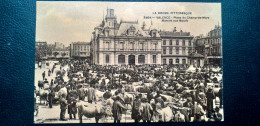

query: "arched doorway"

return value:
[118, 55, 125, 64]
[138, 55, 145, 64]
[169, 59, 173, 65]
[128, 55, 135, 65]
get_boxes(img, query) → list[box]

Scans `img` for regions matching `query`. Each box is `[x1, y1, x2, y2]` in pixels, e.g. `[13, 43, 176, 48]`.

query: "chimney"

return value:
[142, 21, 146, 30]
[173, 27, 177, 32]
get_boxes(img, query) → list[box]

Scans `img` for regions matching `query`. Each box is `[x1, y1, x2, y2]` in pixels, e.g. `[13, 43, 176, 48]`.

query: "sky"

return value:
[36, 2, 221, 46]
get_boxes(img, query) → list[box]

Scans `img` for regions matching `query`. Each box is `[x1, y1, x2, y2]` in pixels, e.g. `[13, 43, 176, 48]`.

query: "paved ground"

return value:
[34, 103, 133, 123]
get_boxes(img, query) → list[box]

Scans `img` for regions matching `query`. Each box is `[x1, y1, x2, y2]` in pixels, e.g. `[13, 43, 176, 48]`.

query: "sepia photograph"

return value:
[34, 1, 223, 123]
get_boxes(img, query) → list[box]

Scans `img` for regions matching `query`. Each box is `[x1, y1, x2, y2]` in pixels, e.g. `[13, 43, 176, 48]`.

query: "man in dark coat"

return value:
[77, 87, 85, 101]
[112, 95, 127, 123]
[141, 98, 153, 123]
[60, 94, 68, 121]
[218, 88, 223, 108]
[50, 79, 54, 86]
[48, 90, 54, 108]
[147, 89, 154, 103]
[103, 89, 112, 99]
[67, 90, 78, 119]
[206, 87, 215, 117]
[87, 85, 96, 104]
[42, 71, 45, 80]
[155, 91, 164, 108]
[48, 69, 51, 76]
[132, 96, 141, 123]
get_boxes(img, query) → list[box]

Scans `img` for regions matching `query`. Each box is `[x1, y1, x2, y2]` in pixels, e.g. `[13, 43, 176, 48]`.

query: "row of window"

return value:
[162, 47, 192, 55]
[73, 52, 89, 56]
[198, 38, 221, 45]
[74, 45, 89, 51]
[105, 42, 158, 50]
[163, 59, 186, 64]
[105, 55, 157, 64]
[205, 47, 222, 56]
[163, 40, 192, 46]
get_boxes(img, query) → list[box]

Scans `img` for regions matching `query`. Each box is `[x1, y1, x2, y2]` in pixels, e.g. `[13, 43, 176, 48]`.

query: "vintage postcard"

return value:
[34, 1, 223, 123]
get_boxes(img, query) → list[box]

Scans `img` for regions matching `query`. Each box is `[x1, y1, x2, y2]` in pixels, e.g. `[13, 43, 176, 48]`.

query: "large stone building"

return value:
[92, 9, 162, 65]
[54, 42, 65, 49]
[194, 25, 222, 66]
[70, 42, 91, 59]
[160, 27, 194, 65]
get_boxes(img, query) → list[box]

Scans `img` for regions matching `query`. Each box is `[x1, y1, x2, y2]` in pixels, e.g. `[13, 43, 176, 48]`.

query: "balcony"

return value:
[207, 53, 221, 56]
[99, 48, 161, 52]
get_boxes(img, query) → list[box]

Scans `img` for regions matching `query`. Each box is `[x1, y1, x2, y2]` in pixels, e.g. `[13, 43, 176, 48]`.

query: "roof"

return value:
[72, 42, 90, 45]
[52, 49, 70, 51]
[188, 52, 204, 58]
[160, 31, 191, 37]
[116, 22, 148, 37]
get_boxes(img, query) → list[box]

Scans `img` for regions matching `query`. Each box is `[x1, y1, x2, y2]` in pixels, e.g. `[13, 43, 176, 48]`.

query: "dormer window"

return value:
[127, 25, 136, 36]
[153, 32, 156, 37]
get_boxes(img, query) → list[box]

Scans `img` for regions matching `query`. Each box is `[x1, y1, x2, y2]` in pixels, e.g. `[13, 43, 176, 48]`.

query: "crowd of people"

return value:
[35, 59, 223, 123]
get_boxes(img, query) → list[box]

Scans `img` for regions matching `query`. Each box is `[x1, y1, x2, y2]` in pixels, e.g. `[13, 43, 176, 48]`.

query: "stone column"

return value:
[114, 54, 118, 65]
[147, 54, 150, 64]
[125, 54, 128, 65]
[135, 54, 138, 65]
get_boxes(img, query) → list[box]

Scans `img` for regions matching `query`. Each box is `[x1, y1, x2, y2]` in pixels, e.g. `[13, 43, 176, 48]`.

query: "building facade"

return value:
[70, 42, 91, 59]
[92, 9, 162, 65]
[160, 27, 194, 65]
[194, 25, 222, 66]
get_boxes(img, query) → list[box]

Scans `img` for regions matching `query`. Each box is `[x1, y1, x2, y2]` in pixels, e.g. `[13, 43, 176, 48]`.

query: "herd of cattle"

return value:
[34, 60, 223, 123]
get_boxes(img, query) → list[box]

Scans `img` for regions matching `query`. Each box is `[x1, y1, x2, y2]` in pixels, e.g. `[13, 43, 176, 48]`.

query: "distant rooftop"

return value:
[160, 31, 191, 37]
[71, 42, 90, 45]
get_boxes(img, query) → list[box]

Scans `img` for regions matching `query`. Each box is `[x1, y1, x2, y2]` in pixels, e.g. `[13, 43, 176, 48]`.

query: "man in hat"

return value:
[48, 69, 51, 76]
[60, 94, 68, 121]
[87, 84, 96, 104]
[112, 95, 127, 123]
[147, 89, 154, 103]
[48, 89, 54, 108]
[67, 90, 78, 120]
[50, 79, 54, 86]
[103, 89, 112, 99]
[218, 88, 223, 108]
[206, 86, 215, 117]
[155, 91, 164, 108]
[42, 71, 46, 80]
[141, 98, 153, 123]
[77, 85, 85, 101]
[132, 95, 142, 123]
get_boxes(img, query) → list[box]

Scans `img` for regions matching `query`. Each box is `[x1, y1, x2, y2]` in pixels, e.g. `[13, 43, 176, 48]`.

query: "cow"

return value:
[35, 89, 49, 105]
[77, 101, 110, 123]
